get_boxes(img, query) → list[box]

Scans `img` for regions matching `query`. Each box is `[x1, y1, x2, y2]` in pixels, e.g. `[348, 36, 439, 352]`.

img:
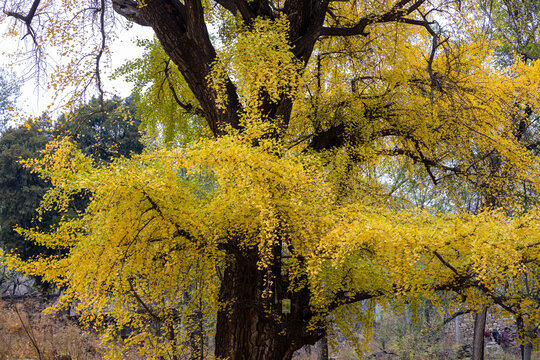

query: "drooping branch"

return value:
[127, 277, 163, 322]
[141, 191, 200, 244]
[161, 59, 205, 117]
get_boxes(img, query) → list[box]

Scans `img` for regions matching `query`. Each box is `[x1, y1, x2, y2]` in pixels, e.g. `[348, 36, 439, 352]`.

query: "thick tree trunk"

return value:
[472, 307, 487, 360]
[214, 246, 322, 360]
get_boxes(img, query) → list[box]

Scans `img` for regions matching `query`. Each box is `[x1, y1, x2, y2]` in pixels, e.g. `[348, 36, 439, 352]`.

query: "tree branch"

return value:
[213, 0, 239, 14]
[127, 278, 163, 322]
[142, 191, 199, 244]
[321, 0, 426, 37]
[111, 0, 150, 26]
[162, 59, 204, 117]
[4, 0, 42, 45]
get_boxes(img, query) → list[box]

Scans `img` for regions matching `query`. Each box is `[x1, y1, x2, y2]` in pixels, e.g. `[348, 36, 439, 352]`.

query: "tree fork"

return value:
[129, 0, 242, 136]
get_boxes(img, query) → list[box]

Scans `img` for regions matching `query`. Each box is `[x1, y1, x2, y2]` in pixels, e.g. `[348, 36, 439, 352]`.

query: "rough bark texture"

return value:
[135, 0, 242, 136]
[129, 0, 332, 139]
[215, 246, 323, 360]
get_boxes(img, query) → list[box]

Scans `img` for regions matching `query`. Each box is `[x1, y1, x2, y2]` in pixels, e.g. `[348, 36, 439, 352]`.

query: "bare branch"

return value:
[4, 0, 43, 45]
[95, 0, 107, 105]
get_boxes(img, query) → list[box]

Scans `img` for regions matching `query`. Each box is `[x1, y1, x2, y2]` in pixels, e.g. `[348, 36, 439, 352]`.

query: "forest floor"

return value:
[0, 298, 538, 360]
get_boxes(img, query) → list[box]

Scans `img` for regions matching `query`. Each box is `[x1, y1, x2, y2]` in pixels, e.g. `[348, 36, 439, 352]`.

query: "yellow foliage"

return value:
[6, 128, 540, 354]
[4, 0, 540, 355]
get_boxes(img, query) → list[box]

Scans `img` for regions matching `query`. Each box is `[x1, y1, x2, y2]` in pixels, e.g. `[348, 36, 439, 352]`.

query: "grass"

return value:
[0, 298, 101, 360]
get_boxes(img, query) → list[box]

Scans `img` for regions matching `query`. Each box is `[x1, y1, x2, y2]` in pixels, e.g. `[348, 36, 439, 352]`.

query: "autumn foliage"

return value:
[1, 0, 540, 359]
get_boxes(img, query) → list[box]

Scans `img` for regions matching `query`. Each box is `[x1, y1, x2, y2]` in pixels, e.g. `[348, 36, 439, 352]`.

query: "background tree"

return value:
[54, 96, 144, 162]
[0, 69, 20, 132]
[0, 119, 54, 261]
[474, 0, 540, 64]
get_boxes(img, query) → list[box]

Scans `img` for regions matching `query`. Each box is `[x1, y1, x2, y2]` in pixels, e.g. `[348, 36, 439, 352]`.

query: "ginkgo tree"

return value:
[2, 0, 540, 359]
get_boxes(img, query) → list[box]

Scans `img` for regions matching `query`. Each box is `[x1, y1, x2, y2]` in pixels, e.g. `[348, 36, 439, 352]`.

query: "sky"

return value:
[1, 21, 154, 120]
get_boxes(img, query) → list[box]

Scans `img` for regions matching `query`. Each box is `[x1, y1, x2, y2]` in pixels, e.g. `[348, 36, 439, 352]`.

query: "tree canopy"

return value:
[1, 1, 540, 359]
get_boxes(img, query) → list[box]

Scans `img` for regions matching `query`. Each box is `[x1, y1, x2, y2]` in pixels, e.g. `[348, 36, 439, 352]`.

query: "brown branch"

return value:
[433, 250, 460, 276]
[321, 0, 426, 37]
[442, 310, 472, 326]
[4, 0, 41, 23]
[213, 0, 239, 14]
[414, 140, 438, 185]
[13, 302, 44, 360]
[142, 191, 199, 244]
[4, 0, 42, 45]
[378, 147, 460, 173]
[95, 0, 106, 104]
[162, 60, 204, 116]
[127, 278, 163, 322]
[327, 289, 383, 311]
[111, 0, 150, 26]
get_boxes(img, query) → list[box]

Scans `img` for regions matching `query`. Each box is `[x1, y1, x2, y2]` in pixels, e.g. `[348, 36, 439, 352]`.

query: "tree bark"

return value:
[472, 307, 487, 360]
[136, 0, 242, 136]
[214, 246, 323, 360]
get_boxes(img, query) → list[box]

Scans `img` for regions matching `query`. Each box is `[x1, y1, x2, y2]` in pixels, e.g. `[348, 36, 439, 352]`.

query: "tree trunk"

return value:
[135, 0, 242, 136]
[472, 307, 487, 360]
[522, 342, 533, 360]
[318, 335, 329, 360]
[517, 317, 534, 360]
[214, 246, 322, 360]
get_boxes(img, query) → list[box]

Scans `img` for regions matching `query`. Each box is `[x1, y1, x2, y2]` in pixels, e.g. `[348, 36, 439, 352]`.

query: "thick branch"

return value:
[115, 0, 242, 136]
[4, 0, 41, 23]
[4, 0, 42, 44]
[321, 0, 426, 37]
[111, 0, 150, 26]
[213, 0, 239, 14]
